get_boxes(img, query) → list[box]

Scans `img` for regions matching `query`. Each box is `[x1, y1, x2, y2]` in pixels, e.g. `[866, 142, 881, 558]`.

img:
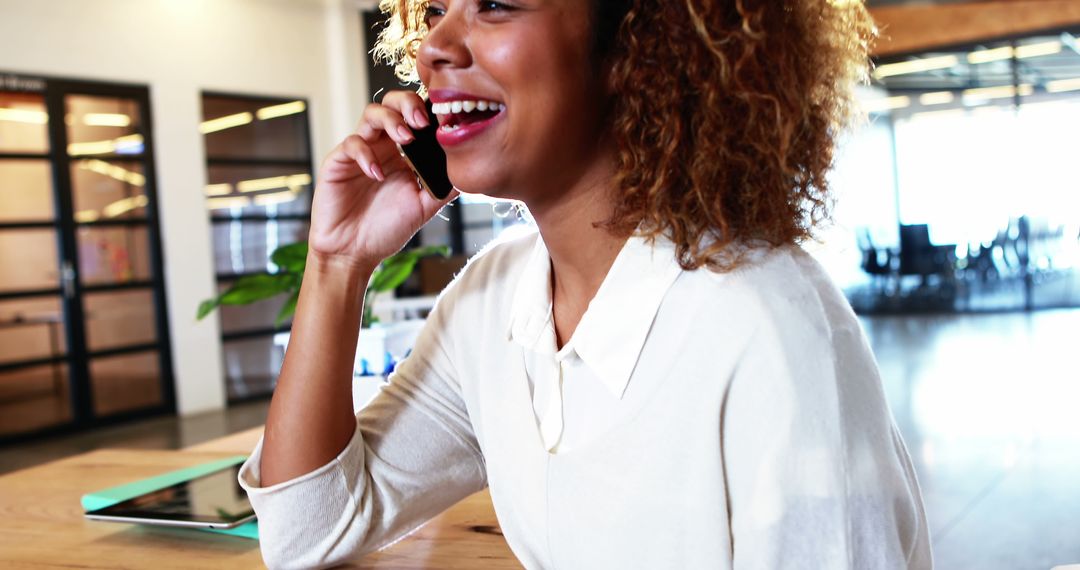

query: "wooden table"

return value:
[0, 427, 521, 568]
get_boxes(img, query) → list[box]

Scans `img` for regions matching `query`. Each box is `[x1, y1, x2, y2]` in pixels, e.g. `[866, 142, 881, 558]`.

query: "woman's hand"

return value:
[308, 90, 458, 270]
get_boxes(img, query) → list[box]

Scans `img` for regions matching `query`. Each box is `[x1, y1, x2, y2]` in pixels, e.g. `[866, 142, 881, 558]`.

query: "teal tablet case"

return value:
[80, 455, 259, 540]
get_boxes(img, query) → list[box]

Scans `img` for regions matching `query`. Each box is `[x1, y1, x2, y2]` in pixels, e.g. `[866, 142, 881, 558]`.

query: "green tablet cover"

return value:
[80, 455, 259, 540]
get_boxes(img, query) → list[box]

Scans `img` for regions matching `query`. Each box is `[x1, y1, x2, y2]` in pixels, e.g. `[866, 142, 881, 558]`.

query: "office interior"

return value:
[0, 0, 1077, 568]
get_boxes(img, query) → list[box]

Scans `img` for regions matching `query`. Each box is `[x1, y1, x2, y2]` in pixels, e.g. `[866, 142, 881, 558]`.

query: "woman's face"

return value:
[417, 0, 610, 204]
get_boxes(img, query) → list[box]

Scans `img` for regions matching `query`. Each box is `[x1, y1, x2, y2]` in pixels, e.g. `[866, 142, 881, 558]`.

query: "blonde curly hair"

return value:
[374, 0, 876, 271]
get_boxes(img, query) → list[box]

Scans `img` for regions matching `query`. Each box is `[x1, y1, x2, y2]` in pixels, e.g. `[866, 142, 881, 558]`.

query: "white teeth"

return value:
[431, 99, 504, 117]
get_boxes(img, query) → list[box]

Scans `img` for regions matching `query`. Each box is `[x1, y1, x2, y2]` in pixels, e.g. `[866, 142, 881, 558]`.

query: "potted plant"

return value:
[197, 241, 449, 376]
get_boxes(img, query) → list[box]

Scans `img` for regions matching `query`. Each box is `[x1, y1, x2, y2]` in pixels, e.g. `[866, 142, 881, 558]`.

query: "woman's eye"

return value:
[478, 1, 512, 12]
[424, 5, 445, 26]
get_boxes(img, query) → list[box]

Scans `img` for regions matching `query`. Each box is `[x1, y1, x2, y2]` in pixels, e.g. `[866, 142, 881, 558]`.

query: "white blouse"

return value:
[239, 229, 933, 570]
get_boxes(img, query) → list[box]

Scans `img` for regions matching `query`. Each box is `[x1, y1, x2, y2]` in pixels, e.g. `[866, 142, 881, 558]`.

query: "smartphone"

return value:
[397, 99, 454, 200]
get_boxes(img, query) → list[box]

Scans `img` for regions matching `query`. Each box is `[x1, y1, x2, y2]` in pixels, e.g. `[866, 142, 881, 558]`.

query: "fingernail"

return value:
[413, 108, 429, 128]
[371, 162, 385, 181]
[397, 125, 414, 142]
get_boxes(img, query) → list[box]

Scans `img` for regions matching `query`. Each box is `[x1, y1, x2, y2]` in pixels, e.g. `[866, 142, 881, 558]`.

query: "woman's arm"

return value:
[238, 275, 487, 569]
[260, 253, 375, 487]
[236, 89, 482, 569]
[255, 88, 453, 486]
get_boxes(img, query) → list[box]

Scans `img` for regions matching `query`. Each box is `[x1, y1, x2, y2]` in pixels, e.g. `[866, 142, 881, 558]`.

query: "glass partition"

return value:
[201, 92, 313, 402]
[831, 30, 1080, 313]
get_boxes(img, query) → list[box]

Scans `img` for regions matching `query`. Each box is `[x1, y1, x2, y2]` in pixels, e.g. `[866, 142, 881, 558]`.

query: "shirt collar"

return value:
[507, 227, 684, 399]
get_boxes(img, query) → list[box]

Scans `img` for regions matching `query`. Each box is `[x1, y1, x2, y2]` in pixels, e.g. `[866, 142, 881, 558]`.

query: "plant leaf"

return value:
[403, 244, 450, 261]
[274, 289, 300, 328]
[196, 298, 219, 320]
[369, 257, 418, 293]
[220, 274, 296, 305]
[368, 245, 450, 293]
[271, 242, 308, 274]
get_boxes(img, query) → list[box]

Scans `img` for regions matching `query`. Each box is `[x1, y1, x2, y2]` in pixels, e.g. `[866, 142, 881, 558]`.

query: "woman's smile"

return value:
[429, 88, 508, 146]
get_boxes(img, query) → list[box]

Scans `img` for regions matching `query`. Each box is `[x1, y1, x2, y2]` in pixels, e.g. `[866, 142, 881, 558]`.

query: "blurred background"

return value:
[0, 0, 1077, 568]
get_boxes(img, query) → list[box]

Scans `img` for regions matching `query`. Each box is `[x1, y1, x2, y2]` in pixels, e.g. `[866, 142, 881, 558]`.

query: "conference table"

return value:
[0, 426, 521, 568]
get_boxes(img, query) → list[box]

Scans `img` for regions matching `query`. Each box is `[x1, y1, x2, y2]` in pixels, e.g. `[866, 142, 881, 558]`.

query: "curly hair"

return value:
[373, 0, 876, 272]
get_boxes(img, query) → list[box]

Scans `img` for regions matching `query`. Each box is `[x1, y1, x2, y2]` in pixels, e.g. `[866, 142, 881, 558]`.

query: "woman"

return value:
[239, 0, 933, 568]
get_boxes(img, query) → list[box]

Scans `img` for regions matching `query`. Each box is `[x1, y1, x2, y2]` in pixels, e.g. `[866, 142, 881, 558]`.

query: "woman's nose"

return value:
[417, 8, 473, 71]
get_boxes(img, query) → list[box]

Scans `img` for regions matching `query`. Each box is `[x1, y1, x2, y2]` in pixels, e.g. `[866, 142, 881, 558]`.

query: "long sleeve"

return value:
[721, 299, 932, 569]
[237, 302, 488, 570]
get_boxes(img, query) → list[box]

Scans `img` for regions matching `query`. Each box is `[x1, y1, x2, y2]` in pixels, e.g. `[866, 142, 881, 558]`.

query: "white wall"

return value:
[0, 0, 372, 415]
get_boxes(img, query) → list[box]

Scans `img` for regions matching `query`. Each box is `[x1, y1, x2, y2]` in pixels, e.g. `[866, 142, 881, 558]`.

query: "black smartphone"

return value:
[397, 99, 454, 200]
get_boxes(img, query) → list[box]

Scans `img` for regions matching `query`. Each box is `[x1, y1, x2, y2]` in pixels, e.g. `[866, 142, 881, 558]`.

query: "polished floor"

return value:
[861, 309, 1080, 569]
[2, 310, 1078, 568]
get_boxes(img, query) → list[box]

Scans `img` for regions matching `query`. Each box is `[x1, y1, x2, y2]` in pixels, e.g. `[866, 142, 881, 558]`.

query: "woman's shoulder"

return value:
[682, 242, 860, 343]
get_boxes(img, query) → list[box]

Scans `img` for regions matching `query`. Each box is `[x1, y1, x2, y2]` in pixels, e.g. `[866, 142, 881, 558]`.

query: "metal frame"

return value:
[0, 72, 175, 445]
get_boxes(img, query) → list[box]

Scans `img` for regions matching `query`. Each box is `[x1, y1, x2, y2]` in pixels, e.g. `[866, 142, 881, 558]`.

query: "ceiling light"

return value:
[68, 134, 144, 156]
[256, 101, 306, 121]
[74, 210, 100, 223]
[199, 112, 253, 134]
[968, 47, 1013, 65]
[68, 140, 116, 156]
[962, 84, 1033, 104]
[83, 113, 131, 127]
[79, 159, 146, 187]
[102, 195, 149, 218]
[253, 190, 301, 206]
[286, 173, 311, 187]
[236, 173, 311, 193]
[863, 95, 911, 114]
[1047, 77, 1080, 93]
[968, 41, 1063, 65]
[0, 107, 48, 124]
[204, 183, 233, 196]
[114, 134, 144, 154]
[919, 92, 955, 106]
[1016, 41, 1063, 59]
[874, 55, 959, 79]
[237, 175, 289, 193]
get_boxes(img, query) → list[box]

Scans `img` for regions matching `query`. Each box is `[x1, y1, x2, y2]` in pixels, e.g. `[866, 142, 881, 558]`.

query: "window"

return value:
[836, 29, 1080, 312]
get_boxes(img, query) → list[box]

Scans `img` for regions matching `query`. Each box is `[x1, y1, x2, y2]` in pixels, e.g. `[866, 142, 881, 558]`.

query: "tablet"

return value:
[84, 463, 255, 530]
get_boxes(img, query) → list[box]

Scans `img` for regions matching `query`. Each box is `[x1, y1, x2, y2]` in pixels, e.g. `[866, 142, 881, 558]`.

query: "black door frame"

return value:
[0, 72, 175, 445]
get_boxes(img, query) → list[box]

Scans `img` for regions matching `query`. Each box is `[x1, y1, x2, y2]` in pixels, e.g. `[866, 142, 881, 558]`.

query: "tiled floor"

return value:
[1, 310, 1078, 568]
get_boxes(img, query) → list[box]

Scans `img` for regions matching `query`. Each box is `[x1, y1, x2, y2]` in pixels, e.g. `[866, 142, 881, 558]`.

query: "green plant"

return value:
[196, 242, 450, 329]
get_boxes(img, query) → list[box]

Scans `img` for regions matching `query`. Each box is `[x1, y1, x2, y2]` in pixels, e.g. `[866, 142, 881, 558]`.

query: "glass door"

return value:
[0, 86, 72, 436]
[0, 74, 174, 441]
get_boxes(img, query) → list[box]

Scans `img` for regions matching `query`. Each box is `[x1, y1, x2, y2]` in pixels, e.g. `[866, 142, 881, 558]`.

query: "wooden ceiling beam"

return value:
[868, 0, 1080, 57]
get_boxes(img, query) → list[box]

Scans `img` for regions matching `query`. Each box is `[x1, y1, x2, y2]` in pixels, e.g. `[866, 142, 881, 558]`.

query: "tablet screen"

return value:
[87, 464, 254, 525]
